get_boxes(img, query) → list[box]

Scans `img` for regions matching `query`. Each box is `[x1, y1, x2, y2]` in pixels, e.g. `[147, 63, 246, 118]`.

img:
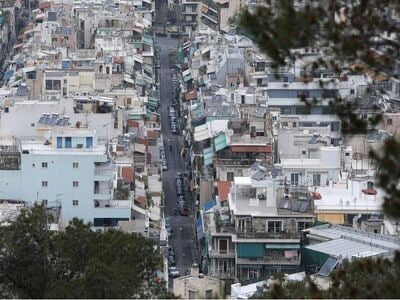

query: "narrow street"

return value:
[156, 36, 194, 277]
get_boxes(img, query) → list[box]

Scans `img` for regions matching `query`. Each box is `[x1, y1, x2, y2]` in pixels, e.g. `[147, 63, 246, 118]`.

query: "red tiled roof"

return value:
[39, 2, 51, 9]
[121, 166, 134, 183]
[135, 196, 146, 206]
[231, 145, 273, 153]
[217, 181, 231, 202]
[185, 89, 198, 101]
[146, 130, 158, 139]
[113, 56, 124, 64]
[127, 120, 139, 128]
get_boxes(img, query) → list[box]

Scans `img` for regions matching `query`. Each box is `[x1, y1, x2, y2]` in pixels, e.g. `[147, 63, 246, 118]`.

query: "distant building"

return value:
[173, 264, 225, 299]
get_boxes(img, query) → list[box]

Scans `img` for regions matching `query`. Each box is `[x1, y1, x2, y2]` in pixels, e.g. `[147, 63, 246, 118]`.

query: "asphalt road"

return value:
[156, 37, 194, 278]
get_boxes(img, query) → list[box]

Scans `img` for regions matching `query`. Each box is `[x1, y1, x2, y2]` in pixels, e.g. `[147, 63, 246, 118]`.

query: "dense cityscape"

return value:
[0, 0, 399, 298]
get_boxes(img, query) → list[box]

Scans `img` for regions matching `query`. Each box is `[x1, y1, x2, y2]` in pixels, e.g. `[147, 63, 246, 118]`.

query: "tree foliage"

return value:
[238, 0, 400, 217]
[261, 252, 400, 299]
[0, 205, 169, 299]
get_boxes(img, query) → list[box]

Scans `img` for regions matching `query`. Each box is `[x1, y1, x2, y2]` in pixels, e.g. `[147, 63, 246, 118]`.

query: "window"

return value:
[42, 199, 48, 206]
[267, 221, 282, 233]
[297, 91, 310, 98]
[331, 122, 340, 132]
[367, 181, 374, 189]
[45, 79, 61, 90]
[284, 76, 289, 82]
[219, 239, 228, 254]
[189, 290, 196, 299]
[57, 137, 62, 148]
[292, 122, 297, 128]
[73, 162, 79, 168]
[42, 181, 48, 187]
[227, 172, 234, 181]
[126, 98, 131, 105]
[42, 162, 48, 168]
[73, 181, 79, 187]
[86, 137, 93, 148]
[301, 150, 306, 155]
[257, 78, 262, 85]
[205, 290, 213, 299]
[313, 174, 321, 186]
[65, 137, 72, 148]
[241, 95, 245, 104]
[350, 89, 355, 94]
[387, 118, 393, 125]
[290, 173, 299, 186]
[31, 123, 35, 127]
[72, 200, 79, 206]
[297, 221, 311, 231]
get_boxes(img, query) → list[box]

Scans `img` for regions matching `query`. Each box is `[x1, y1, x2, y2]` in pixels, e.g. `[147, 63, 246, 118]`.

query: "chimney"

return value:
[190, 263, 199, 277]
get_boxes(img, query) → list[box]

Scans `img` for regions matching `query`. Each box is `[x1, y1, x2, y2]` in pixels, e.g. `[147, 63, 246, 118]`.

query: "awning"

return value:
[217, 181, 231, 202]
[203, 147, 214, 166]
[4, 70, 14, 80]
[203, 198, 217, 212]
[35, 13, 45, 20]
[183, 74, 193, 82]
[196, 216, 204, 240]
[265, 244, 300, 249]
[214, 133, 227, 151]
[231, 145, 273, 153]
[13, 43, 23, 49]
[194, 124, 210, 142]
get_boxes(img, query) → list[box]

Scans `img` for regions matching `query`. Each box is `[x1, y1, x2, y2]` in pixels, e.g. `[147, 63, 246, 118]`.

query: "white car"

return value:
[169, 267, 180, 278]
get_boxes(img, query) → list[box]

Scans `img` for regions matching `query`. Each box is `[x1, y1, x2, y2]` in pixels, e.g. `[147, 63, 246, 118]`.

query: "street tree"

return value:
[0, 205, 170, 299]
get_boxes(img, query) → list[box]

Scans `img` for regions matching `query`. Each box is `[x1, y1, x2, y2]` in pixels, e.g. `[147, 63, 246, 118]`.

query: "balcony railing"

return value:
[214, 158, 254, 166]
[209, 249, 236, 257]
[236, 229, 300, 240]
[237, 255, 300, 265]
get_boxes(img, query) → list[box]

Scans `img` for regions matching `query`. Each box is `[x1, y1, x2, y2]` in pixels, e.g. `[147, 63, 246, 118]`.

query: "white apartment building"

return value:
[0, 127, 131, 226]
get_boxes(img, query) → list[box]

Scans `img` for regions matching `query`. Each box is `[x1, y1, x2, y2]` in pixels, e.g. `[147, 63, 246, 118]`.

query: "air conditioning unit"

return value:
[257, 193, 266, 200]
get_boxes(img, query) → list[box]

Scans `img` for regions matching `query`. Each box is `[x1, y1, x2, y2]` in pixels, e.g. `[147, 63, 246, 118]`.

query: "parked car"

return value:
[162, 162, 168, 171]
[169, 266, 180, 278]
[179, 204, 190, 216]
[168, 255, 175, 266]
[168, 246, 175, 257]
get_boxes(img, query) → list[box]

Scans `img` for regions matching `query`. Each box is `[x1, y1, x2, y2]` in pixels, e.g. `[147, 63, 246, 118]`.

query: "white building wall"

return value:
[0, 99, 116, 139]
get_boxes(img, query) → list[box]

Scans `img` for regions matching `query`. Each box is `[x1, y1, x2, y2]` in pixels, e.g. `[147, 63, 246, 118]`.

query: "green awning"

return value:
[265, 244, 300, 249]
[203, 147, 214, 166]
[183, 74, 193, 82]
[148, 97, 159, 104]
[237, 243, 263, 258]
[214, 133, 227, 152]
[144, 64, 153, 75]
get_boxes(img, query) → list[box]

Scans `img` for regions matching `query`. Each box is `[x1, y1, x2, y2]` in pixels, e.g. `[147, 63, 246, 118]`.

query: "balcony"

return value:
[214, 158, 254, 166]
[237, 255, 301, 266]
[236, 229, 300, 240]
[94, 163, 115, 180]
[209, 249, 236, 258]
[94, 199, 131, 208]
[93, 187, 112, 200]
[230, 134, 272, 145]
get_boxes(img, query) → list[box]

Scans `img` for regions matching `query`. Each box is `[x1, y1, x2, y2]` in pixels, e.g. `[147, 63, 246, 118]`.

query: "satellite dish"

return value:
[303, 129, 309, 134]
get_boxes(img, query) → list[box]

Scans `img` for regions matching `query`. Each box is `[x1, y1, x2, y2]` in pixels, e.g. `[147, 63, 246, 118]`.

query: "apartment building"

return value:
[0, 127, 131, 226]
[200, 166, 314, 283]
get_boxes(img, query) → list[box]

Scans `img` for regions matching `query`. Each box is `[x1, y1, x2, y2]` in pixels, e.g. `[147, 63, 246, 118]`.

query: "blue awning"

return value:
[203, 198, 217, 212]
[214, 133, 228, 152]
[196, 216, 204, 240]
[4, 70, 14, 80]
